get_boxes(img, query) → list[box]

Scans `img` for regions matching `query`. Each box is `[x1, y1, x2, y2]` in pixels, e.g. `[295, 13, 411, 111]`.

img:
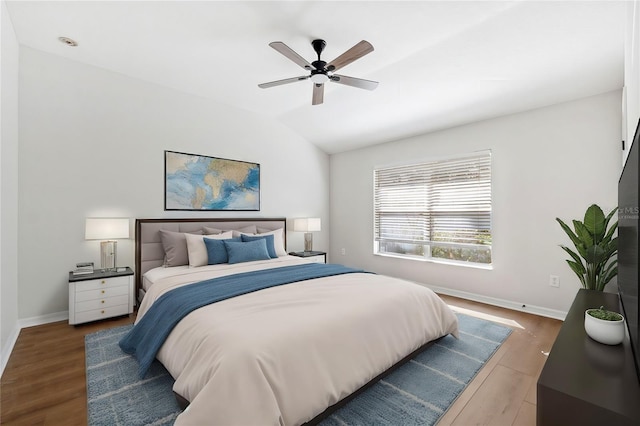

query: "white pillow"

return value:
[202, 227, 223, 235]
[257, 228, 287, 257]
[185, 231, 233, 267]
[231, 225, 258, 238]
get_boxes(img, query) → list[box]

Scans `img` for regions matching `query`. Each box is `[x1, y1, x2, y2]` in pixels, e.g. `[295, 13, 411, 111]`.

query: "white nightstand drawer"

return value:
[76, 276, 130, 291]
[306, 256, 325, 263]
[68, 267, 134, 325]
[76, 294, 129, 312]
[75, 304, 129, 324]
[75, 285, 129, 302]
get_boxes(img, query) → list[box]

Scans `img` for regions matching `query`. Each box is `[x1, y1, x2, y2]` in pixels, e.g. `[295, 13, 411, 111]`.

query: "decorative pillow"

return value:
[241, 234, 277, 258]
[186, 231, 233, 267]
[160, 229, 203, 267]
[257, 228, 287, 257]
[224, 239, 271, 264]
[204, 237, 241, 264]
[231, 225, 258, 238]
[202, 227, 223, 235]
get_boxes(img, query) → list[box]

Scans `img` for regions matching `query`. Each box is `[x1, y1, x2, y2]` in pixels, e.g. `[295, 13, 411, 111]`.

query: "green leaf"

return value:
[600, 264, 618, 290]
[556, 204, 618, 292]
[584, 204, 606, 242]
[602, 220, 618, 244]
[585, 263, 598, 290]
[566, 260, 586, 287]
[603, 206, 618, 229]
[560, 246, 584, 270]
[600, 261, 617, 279]
[556, 218, 582, 248]
[585, 245, 605, 264]
[600, 236, 618, 261]
[573, 220, 593, 247]
[587, 307, 622, 320]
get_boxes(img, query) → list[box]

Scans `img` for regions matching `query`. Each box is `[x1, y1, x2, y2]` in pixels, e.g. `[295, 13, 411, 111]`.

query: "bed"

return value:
[126, 217, 459, 425]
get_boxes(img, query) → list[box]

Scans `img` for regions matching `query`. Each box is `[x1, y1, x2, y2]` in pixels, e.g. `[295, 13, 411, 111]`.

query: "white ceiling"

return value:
[6, 0, 626, 154]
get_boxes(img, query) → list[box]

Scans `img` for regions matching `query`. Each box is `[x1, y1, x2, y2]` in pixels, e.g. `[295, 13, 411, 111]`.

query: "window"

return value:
[373, 151, 492, 265]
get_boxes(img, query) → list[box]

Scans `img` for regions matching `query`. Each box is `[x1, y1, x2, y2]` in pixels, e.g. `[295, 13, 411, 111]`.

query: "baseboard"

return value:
[1, 324, 21, 378]
[18, 310, 69, 329]
[1, 311, 69, 378]
[425, 285, 567, 321]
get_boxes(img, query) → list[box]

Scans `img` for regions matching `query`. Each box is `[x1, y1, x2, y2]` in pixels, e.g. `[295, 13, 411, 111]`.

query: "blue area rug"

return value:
[85, 313, 511, 426]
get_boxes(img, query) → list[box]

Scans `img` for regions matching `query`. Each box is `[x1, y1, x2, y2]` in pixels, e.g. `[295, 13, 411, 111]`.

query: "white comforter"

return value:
[137, 256, 459, 426]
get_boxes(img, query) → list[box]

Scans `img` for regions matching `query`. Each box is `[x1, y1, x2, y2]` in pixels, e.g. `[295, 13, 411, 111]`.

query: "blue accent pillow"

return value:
[241, 234, 277, 258]
[224, 239, 271, 264]
[204, 237, 241, 265]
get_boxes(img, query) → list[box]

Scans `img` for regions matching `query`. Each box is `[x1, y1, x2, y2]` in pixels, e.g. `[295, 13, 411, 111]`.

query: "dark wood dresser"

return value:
[537, 289, 640, 425]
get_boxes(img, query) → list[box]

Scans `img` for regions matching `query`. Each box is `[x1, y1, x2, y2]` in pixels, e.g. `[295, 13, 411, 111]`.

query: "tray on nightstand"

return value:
[69, 267, 134, 282]
[289, 251, 327, 263]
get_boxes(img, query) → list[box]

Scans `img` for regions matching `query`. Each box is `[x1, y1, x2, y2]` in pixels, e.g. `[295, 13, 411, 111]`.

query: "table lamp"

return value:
[85, 218, 130, 271]
[293, 218, 321, 252]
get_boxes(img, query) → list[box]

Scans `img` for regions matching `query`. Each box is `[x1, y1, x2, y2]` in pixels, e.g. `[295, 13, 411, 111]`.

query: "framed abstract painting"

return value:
[164, 150, 260, 211]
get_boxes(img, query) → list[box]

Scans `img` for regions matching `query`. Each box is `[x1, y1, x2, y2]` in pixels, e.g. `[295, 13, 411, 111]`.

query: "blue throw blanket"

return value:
[119, 263, 368, 378]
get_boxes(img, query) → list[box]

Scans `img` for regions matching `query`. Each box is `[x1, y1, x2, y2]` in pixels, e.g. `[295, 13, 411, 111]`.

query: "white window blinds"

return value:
[374, 151, 492, 264]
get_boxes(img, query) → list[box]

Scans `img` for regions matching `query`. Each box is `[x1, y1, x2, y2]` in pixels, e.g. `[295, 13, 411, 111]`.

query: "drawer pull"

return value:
[101, 290, 105, 294]
[101, 310, 105, 314]
[101, 280, 106, 284]
[101, 300, 105, 304]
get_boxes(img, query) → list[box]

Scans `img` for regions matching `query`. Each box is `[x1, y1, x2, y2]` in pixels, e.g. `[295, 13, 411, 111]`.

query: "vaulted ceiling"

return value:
[6, 1, 625, 154]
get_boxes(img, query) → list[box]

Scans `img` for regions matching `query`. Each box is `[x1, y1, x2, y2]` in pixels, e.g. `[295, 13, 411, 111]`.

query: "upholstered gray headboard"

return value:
[135, 217, 287, 302]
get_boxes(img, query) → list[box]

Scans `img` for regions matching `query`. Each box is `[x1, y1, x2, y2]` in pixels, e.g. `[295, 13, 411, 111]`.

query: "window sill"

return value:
[374, 252, 493, 270]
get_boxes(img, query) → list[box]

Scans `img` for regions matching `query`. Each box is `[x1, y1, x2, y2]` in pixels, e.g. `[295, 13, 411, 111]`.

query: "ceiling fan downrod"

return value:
[258, 38, 378, 105]
[310, 39, 329, 83]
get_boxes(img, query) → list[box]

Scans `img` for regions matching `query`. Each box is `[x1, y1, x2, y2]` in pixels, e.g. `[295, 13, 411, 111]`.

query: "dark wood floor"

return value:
[0, 295, 561, 425]
[1, 315, 135, 425]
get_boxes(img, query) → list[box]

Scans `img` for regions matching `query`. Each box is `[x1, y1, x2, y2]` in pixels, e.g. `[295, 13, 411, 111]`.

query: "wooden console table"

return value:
[537, 289, 640, 425]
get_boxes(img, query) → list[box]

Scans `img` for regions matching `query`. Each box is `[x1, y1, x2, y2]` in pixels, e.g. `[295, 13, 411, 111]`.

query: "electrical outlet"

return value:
[549, 275, 560, 288]
[341, 248, 346, 255]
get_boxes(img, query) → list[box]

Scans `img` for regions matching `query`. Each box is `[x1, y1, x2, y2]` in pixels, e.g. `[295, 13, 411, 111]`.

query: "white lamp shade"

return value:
[293, 217, 321, 232]
[85, 218, 130, 240]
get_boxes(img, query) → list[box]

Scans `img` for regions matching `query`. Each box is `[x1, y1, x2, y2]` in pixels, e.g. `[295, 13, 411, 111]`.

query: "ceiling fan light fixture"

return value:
[310, 73, 329, 84]
[259, 39, 377, 105]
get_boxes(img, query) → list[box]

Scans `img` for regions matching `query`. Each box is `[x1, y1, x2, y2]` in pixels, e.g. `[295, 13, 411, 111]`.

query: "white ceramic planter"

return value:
[584, 309, 625, 345]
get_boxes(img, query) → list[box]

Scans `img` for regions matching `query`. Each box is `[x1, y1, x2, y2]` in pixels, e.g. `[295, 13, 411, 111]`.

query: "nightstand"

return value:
[68, 267, 134, 325]
[289, 251, 327, 264]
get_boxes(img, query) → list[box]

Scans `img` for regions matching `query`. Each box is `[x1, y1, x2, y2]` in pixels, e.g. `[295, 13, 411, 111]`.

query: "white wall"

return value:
[1, 0, 20, 374]
[330, 91, 622, 316]
[18, 47, 329, 320]
[623, 0, 640, 164]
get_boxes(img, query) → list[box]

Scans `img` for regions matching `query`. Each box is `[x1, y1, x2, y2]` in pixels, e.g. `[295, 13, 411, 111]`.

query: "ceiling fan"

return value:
[258, 39, 379, 105]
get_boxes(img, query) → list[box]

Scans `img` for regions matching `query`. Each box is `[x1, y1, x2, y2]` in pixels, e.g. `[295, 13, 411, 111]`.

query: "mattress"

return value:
[137, 256, 459, 425]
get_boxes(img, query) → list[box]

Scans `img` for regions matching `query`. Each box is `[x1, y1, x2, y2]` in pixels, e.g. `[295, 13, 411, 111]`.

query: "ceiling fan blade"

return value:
[269, 42, 316, 70]
[258, 76, 309, 89]
[312, 84, 324, 105]
[331, 74, 379, 91]
[326, 40, 374, 72]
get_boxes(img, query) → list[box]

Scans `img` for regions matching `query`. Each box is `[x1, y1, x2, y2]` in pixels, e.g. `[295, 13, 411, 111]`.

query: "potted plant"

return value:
[556, 204, 618, 291]
[584, 306, 625, 345]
